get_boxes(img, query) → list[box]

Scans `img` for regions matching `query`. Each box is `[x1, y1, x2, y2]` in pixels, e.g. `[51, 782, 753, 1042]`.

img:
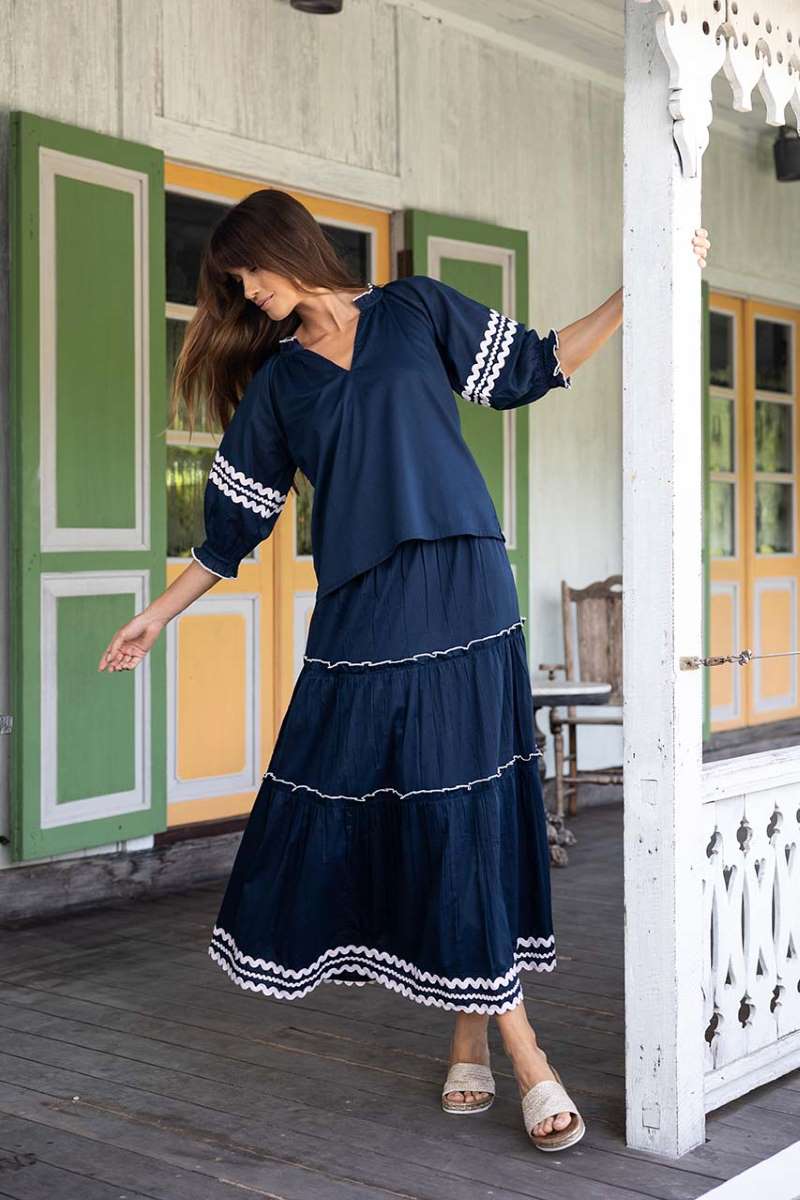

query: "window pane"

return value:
[322, 224, 371, 282]
[755, 400, 792, 474]
[167, 190, 373, 308]
[167, 318, 213, 434]
[709, 395, 734, 472]
[755, 318, 791, 394]
[166, 191, 232, 306]
[710, 311, 734, 389]
[167, 445, 216, 559]
[755, 481, 793, 554]
[295, 472, 313, 556]
[709, 481, 735, 557]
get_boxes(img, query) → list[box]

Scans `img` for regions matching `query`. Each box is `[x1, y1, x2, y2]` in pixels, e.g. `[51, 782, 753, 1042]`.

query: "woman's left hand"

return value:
[693, 227, 711, 269]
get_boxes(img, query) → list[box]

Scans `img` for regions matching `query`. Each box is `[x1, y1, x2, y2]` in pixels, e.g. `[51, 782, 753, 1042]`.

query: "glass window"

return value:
[324, 223, 371, 283]
[167, 318, 212, 434]
[709, 481, 735, 558]
[709, 395, 734, 473]
[166, 192, 231, 306]
[165, 315, 224, 560]
[294, 473, 313, 557]
[167, 445, 217, 559]
[755, 318, 791, 394]
[710, 311, 734, 389]
[755, 399, 792, 474]
[755, 481, 793, 554]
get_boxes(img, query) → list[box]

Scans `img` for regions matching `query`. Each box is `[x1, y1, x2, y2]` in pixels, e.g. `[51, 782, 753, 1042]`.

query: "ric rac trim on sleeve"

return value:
[386, 275, 572, 411]
[189, 363, 296, 580]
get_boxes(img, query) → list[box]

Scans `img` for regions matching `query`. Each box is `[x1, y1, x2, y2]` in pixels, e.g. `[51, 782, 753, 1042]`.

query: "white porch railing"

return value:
[702, 748, 800, 1109]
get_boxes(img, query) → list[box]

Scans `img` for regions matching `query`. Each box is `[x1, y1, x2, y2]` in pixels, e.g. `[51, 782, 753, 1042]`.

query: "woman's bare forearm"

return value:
[555, 287, 622, 381]
[555, 229, 710, 381]
[144, 559, 222, 627]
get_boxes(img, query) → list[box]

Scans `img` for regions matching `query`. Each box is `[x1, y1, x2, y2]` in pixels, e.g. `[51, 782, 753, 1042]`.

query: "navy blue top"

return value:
[191, 274, 572, 599]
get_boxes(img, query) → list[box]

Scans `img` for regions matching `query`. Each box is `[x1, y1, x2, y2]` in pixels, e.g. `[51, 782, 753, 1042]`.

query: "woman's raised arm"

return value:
[554, 287, 622, 381]
[556, 226, 711, 378]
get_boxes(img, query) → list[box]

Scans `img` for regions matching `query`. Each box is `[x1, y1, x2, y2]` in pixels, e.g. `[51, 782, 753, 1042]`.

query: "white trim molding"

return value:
[39, 148, 150, 552]
[40, 571, 151, 828]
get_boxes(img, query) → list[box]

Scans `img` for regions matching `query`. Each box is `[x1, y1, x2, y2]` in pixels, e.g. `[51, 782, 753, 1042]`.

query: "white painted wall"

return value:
[1, 0, 799, 861]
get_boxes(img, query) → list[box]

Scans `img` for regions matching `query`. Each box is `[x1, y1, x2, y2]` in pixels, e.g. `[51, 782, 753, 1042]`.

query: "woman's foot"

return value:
[496, 1001, 572, 1138]
[443, 1013, 492, 1108]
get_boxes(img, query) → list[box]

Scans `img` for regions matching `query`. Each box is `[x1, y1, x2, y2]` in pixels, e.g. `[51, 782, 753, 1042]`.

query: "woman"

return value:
[99, 189, 710, 1152]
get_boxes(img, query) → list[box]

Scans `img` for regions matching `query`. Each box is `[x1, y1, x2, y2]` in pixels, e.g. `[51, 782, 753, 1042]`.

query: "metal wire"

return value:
[680, 648, 800, 670]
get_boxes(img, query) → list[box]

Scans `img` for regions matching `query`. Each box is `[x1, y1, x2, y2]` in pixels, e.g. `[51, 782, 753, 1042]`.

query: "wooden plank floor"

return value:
[0, 799, 798, 1200]
[703, 713, 800, 762]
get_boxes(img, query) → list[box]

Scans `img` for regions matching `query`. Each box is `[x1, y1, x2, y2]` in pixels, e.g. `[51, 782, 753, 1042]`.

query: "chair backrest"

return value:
[560, 575, 623, 707]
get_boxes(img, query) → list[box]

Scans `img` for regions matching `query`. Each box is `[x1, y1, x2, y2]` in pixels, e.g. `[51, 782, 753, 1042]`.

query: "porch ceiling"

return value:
[415, 0, 786, 137]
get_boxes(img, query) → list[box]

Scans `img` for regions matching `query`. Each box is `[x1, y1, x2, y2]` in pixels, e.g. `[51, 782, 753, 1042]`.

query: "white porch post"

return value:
[622, 0, 707, 1157]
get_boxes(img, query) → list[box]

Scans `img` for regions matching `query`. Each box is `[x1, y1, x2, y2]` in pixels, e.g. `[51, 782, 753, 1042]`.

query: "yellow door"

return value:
[709, 292, 800, 730]
[163, 163, 390, 826]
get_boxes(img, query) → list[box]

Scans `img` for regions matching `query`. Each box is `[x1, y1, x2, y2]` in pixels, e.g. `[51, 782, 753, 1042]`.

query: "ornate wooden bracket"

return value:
[634, 0, 800, 176]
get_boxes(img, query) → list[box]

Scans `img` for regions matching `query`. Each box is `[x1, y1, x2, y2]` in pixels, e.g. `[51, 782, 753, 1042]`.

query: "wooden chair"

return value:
[538, 575, 623, 817]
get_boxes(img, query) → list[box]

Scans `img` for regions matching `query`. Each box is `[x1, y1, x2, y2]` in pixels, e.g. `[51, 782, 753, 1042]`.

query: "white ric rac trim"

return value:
[304, 616, 526, 669]
[208, 451, 288, 520]
[461, 309, 519, 406]
[190, 547, 235, 579]
[263, 749, 543, 802]
[208, 926, 556, 1014]
[551, 327, 573, 389]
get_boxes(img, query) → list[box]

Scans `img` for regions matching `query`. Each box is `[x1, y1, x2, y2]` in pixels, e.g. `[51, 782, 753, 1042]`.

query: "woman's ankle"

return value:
[449, 1014, 491, 1061]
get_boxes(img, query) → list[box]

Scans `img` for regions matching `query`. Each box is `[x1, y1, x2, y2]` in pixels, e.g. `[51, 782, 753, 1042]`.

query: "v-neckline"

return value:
[278, 284, 378, 375]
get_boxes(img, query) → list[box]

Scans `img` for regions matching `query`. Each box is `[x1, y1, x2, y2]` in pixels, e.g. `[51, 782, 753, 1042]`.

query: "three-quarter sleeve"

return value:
[391, 274, 572, 409]
[190, 366, 296, 580]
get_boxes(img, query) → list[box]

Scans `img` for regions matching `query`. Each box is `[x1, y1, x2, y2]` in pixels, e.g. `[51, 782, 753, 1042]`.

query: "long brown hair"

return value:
[169, 187, 366, 453]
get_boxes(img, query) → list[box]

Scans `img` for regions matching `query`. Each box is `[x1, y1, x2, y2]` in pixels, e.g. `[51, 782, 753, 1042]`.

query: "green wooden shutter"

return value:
[701, 277, 711, 742]
[9, 111, 167, 861]
[402, 209, 532, 631]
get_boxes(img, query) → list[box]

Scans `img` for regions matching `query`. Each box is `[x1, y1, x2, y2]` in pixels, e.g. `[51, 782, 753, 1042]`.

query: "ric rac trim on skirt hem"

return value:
[208, 925, 557, 1014]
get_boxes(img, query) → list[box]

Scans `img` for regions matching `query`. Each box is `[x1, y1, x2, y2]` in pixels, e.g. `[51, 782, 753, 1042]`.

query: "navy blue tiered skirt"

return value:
[208, 533, 557, 1013]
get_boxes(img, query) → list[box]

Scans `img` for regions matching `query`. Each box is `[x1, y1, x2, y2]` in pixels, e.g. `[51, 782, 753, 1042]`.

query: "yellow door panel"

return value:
[754, 580, 794, 709]
[177, 612, 248, 779]
[709, 584, 740, 720]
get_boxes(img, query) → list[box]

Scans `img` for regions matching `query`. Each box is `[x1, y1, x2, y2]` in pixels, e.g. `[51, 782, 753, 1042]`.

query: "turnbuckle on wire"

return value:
[680, 650, 753, 670]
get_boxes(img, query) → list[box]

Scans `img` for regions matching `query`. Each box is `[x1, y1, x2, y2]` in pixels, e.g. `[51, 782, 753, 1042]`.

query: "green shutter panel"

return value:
[10, 111, 167, 861]
[402, 208, 532, 630]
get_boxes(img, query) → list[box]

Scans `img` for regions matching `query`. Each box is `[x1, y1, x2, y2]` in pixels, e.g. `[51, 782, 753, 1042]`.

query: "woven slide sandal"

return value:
[521, 1065, 586, 1151]
[441, 1062, 496, 1114]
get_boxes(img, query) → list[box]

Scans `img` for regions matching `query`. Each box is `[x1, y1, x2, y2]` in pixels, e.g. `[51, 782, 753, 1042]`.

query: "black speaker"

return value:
[774, 126, 800, 182]
[290, 0, 343, 11]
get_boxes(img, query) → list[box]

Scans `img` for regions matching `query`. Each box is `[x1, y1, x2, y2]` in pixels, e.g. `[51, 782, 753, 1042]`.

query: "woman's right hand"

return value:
[98, 613, 166, 673]
[97, 559, 223, 672]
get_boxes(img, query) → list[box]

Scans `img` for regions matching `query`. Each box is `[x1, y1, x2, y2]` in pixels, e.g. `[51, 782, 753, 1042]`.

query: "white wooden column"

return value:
[622, 0, 707, 1158]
